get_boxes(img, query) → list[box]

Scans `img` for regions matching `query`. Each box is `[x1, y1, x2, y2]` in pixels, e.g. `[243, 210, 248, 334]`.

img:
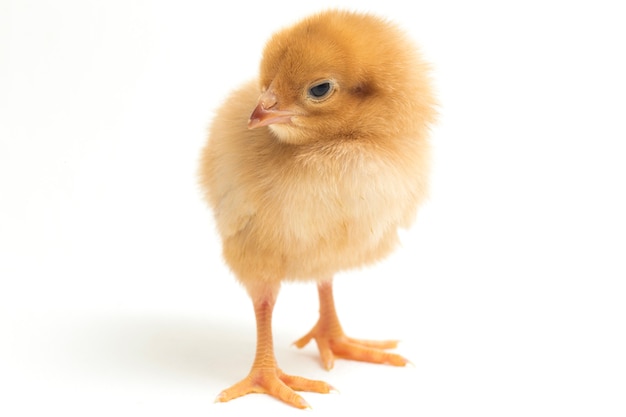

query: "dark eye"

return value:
[308, 82, 332, 99]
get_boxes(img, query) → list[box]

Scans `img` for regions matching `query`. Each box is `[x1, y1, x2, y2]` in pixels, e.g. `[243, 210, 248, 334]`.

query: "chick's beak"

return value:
[248, 89, 296, 129]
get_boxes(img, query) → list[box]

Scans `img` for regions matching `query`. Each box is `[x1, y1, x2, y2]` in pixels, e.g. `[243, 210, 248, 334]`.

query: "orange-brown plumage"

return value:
[199, 10, 435, 408]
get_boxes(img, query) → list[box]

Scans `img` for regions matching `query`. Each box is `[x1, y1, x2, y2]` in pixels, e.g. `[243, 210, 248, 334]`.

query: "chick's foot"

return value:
[216, 367, 333, 409]
[294, 324, 408, 370]
[294, 280, 409, 370]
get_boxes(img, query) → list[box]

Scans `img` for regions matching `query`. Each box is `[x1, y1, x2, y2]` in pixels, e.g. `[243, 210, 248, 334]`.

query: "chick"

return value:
[199, 10, 435, 408]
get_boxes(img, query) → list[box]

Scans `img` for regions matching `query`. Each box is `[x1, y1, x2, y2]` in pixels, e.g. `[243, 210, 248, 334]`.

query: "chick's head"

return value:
[248, 10, 435, 145]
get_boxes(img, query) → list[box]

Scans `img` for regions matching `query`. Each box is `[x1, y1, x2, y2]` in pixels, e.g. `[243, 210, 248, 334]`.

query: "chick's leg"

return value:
[216, 284, 333, 409]
[294, 280, 409, 370]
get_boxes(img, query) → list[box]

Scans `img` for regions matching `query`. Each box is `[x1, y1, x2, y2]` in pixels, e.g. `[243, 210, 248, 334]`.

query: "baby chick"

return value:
[199, 10, 436, 409]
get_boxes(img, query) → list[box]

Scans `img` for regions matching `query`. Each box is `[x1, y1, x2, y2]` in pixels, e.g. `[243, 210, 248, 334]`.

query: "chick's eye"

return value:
[308, 82, 332, 99]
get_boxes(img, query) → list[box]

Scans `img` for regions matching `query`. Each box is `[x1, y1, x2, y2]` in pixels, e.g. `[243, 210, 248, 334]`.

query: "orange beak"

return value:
[248, 89, 296, 129]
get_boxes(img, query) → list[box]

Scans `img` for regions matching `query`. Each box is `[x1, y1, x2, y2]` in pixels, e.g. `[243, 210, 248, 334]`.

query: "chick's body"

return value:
[202, 81, 428, 282]
[199, 10, 435, 409]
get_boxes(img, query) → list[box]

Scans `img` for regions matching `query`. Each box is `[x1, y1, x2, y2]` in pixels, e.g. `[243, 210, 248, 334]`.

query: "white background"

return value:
[1, 1, 625, 416]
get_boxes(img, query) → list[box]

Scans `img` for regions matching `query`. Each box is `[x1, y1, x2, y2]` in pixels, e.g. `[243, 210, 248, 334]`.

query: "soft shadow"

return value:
[64, 313, 258, 386]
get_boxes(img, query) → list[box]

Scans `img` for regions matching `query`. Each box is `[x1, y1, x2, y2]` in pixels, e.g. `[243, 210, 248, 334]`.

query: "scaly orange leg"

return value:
[216, 285, 334, 409]
[294, 280, 409, 370]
